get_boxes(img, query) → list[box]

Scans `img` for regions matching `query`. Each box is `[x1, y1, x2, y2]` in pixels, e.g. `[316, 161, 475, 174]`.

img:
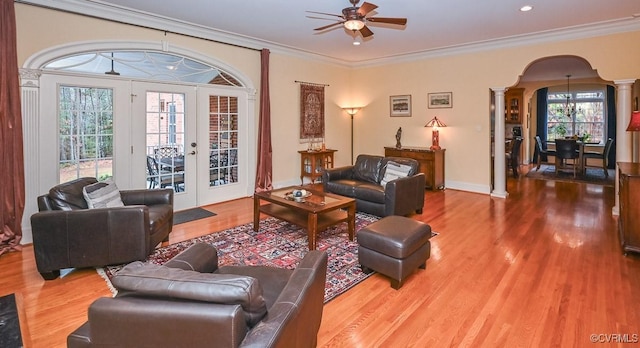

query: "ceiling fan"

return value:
[307, 0, 407, 38]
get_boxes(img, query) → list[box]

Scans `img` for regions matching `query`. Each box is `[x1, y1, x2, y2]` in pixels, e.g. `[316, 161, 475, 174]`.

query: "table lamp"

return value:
[627, 111, 640, 131]
[425, 116, 447, 150]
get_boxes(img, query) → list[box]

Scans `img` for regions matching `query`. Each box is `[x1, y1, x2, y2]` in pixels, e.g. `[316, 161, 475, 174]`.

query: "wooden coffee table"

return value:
[253, 186, 356, 250]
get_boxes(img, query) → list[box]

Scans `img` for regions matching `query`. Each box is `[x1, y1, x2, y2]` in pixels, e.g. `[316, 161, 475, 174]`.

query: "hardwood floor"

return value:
[3, 169, 640, 347]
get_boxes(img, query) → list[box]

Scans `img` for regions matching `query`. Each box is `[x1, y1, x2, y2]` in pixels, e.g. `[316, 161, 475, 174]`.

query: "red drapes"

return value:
[255, 49, 273, 192]
[0, 0, 25, 255]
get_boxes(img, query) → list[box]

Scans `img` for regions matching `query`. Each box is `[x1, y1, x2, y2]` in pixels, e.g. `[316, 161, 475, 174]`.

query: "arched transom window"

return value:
[44, 50, 243, 86]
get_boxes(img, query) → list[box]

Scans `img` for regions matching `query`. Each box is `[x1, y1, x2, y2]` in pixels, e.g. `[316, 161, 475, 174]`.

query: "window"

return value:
[58, 86, 114, 183]
[209, 95, 239, 186]
[547, 89, 606, 144]
[45, 51, 242, 86]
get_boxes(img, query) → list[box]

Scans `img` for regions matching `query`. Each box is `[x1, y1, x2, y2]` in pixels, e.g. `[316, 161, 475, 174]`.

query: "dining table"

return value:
[158, 156, 185, 172]
[549, 139, 599, 175]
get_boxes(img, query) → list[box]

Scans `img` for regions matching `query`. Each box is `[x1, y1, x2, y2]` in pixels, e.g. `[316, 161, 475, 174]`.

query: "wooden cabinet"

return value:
[298, 149, 337, 184]
[505, 88, 524, 124]
[384, 147, 445, 190]
[618, 162, 640, 254]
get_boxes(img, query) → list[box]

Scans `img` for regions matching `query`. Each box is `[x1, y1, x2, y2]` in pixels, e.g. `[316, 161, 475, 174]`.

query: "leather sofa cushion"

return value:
[48, 177, 98, 210]
[218, 265, 294, 310]
[112, 261, 267, 327]
[324, 179, 358, 197]
[353, 183, 385, 204]
[353, 155, 383, 184]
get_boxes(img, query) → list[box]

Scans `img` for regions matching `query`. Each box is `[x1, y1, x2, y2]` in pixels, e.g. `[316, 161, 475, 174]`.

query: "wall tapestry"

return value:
[299, 83, 325, 141]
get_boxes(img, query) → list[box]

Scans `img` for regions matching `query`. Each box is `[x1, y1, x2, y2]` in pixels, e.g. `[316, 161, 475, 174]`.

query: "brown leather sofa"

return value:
[322, 154, 425, 217]
[67, 243, 328, 348]
[31, 177, 173, 280]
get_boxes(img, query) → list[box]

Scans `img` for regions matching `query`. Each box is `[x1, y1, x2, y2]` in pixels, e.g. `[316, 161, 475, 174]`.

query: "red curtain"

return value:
[0, 0, 25, 255]
[255, 49, 272, 192]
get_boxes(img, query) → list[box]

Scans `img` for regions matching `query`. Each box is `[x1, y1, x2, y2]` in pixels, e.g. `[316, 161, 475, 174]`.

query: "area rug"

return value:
[525, 164, 614, 186]
[99, 212, 381, 303]
[0, 293, 23, 348]
[173, 207, 216, 225]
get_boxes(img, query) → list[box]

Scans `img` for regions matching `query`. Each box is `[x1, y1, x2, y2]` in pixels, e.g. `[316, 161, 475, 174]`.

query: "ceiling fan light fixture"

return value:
[344, 19, 365, 31]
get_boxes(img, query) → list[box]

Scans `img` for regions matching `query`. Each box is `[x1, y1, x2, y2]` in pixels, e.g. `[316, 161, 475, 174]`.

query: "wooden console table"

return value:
[298, 149, 337, 184]
[385, 147, 445, 190]
[618, 162, 640, 254]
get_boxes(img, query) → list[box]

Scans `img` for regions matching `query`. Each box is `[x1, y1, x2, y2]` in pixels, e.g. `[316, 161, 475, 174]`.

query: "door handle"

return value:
[188, 151, 196, 155]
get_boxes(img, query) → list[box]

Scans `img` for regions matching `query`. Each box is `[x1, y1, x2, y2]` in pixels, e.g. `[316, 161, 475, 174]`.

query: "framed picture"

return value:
[390, 95, 411, 117]
[428, 92, 453, 109]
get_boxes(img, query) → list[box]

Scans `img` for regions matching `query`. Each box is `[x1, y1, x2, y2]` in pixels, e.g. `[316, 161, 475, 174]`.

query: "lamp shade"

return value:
[344, 19, 365, 31]
[343, 107, 360, 116]
[627, 111, 640, 131]
[425, 116, 447, 128]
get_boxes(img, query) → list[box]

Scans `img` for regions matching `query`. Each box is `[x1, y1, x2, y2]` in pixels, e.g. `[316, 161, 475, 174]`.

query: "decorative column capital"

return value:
[19, 68, 41, 88]
[614, 79, 636, 86]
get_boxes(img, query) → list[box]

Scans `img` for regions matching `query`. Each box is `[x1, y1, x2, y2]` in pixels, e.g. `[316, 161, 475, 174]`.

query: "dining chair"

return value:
[154, 146, 179, 159]
[555, 139, 580, 178]
[534, 135, 556, 171]
[582, 138, 613, 177]
[146, 156, 185, 191]
[505, 136, 523, 178]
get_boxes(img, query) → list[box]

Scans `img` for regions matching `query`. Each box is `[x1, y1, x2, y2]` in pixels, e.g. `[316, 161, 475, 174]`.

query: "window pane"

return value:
[546, 89, 605, 144]
[58, 86, 114, 183]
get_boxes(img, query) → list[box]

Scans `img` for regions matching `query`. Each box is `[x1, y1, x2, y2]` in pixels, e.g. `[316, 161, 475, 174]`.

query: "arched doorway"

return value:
[492, 55, 618, 195]
[514, 55, 614, 170]
[21, 41, 256, 226]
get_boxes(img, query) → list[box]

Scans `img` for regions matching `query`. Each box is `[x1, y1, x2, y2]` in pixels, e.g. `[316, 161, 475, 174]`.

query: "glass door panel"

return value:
[145, 92, 186, 192]
[197, 87, 249, 205]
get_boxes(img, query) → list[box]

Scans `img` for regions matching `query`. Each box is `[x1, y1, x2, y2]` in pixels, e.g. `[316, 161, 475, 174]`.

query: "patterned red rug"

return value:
[98, 212, 380, 303]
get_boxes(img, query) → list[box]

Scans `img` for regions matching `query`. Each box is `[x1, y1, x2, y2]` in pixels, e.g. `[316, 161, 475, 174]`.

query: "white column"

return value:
[19, 68, 42, 244]
[612, 79, 635, 215]
[491, 88, 508, 198]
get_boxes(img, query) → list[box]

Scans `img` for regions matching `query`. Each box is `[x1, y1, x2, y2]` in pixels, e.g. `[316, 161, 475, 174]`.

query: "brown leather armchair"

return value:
[67, 243, 328, 348]
[31, 177, 173, 280]
[322, 154, 425, 217]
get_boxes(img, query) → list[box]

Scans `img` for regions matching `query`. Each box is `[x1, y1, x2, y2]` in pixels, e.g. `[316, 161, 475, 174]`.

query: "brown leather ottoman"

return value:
[358, 216, 431, 289]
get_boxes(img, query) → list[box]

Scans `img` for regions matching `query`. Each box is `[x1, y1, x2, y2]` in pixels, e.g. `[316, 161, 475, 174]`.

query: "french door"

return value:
[41, 76, 251, 212]
[132, 82, 250, 210]
[196, 86, 250, 204]
[131, 82, 196, 210]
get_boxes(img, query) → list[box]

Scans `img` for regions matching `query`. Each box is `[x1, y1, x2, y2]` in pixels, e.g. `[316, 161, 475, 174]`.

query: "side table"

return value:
[298, 149, 337, 184]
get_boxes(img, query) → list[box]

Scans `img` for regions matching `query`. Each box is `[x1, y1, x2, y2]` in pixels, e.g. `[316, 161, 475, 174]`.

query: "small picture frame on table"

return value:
[390, 95, 411, 117]
[428, 92, 453, 109]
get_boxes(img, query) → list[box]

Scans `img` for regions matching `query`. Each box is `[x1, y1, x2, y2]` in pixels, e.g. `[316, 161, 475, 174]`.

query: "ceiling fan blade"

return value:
[359, 25, 374, 38]
[307, 15, 341, 21]
[357, 2, 378, 16]
[314, 22, 345, 31]
[306, 10, 344, 19]
[367, 17, 407, 25]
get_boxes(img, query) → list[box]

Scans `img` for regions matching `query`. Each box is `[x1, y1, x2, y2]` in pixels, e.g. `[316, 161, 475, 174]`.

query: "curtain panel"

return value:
[0, 0, 25, 255]
[255, 49, 273, 192]
[534, 87, 549, 163]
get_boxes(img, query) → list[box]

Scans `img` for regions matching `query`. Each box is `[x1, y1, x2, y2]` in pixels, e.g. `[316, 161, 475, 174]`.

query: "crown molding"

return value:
[17, 0, 640, 69]
[354, 17, 640, 68]
[16, 0, 353, 68]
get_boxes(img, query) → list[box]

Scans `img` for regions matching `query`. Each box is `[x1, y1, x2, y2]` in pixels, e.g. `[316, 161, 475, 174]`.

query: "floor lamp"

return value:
[343, 107, 360, 164]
